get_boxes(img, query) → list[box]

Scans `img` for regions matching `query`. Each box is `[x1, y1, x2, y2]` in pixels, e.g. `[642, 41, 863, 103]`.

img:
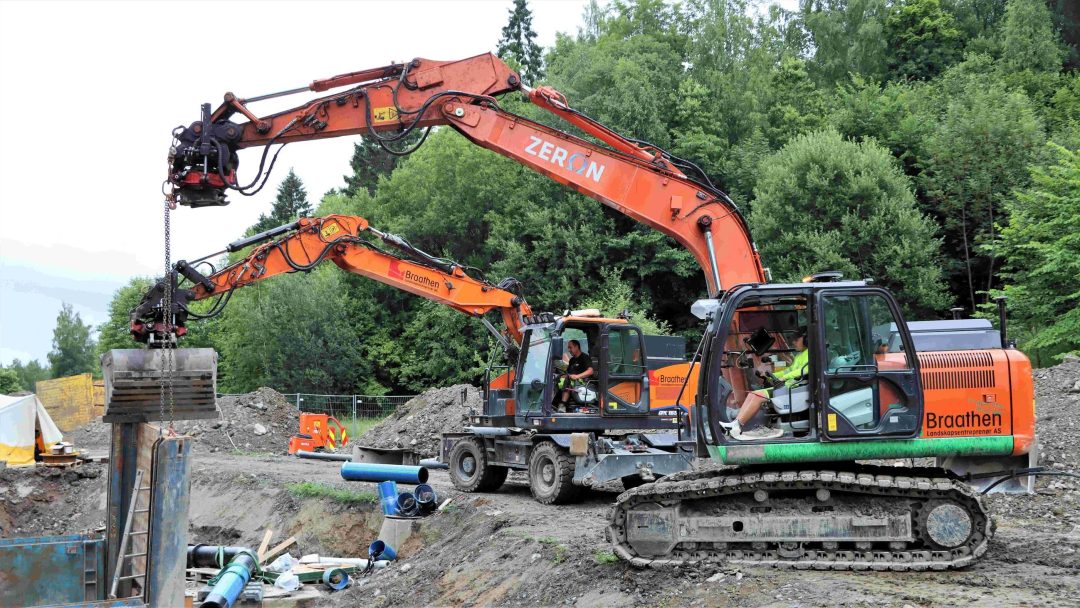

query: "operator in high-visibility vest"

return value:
[722, 326, 809, 441]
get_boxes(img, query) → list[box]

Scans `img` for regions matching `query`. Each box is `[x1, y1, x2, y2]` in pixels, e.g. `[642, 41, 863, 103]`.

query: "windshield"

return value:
[516, 328, 551, 413]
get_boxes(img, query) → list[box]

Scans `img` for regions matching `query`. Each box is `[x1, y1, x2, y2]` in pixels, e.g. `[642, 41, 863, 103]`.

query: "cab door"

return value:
[816, 289, 922, 440]
[600, 324, 651, 415]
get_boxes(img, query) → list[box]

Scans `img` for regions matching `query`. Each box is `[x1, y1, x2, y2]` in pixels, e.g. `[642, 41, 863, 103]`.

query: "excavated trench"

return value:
[2, 362, 1080, 606]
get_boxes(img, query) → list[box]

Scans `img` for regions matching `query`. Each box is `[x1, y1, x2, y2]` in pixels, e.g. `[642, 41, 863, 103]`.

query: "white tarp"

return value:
[0, 394, 64, 466]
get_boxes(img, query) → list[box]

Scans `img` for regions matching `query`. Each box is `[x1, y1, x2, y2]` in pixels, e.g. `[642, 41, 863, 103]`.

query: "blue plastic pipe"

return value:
[415, 484, 438, 513]
[341, 462, 429, 484]
[322, 568, 350, 590]
[369, 540, 398, 561]
[377, 480, 399, 516]
[200, 550, 258, 608]
[396, 492, 419, 517]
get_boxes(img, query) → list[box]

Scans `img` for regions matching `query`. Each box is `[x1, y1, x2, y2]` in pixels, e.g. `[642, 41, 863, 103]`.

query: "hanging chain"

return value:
[160, 199, 177, 436]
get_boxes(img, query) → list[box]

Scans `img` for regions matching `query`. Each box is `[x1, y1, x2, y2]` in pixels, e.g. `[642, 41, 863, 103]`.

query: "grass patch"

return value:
[536, 536, 569, 564]
[552, 544, 569, 564]
[287, 481, 378, 504]
[342, 416, 389, 440]
[594, 550, 618, 565]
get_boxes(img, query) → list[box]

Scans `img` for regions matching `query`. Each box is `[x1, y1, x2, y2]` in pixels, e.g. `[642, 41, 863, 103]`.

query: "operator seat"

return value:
[767, 383, 811, 431]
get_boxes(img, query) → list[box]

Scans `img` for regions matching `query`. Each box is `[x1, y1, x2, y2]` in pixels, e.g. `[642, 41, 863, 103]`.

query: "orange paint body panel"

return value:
[288, 413, 349, 454]
[914, 350, 1034, 455]
[648, 362, 700, 417]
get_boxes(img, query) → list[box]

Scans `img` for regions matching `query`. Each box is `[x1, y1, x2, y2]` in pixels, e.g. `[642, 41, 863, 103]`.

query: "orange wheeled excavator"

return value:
[151, 52, 1043, 569]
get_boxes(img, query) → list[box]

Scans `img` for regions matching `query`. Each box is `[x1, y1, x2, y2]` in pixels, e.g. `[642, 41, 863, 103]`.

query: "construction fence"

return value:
[216, 393, 416, 420]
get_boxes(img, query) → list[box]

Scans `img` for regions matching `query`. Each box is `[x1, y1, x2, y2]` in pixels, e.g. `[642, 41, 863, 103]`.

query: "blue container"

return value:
[340, 462, 430, 484]
[377, 480, 399, 516]
[415, 483, 438, 513]
[396, 492, 419, 517]
[368, 540, 398, 561]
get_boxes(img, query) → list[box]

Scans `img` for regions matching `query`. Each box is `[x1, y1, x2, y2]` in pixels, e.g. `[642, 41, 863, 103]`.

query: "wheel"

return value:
[528, 442, 581, 505]
[448, 437, 508, 492]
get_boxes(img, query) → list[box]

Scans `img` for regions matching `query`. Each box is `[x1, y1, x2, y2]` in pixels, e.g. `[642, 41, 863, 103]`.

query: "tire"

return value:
[448, 437, 508, 492]
[528, 442, 581, 505]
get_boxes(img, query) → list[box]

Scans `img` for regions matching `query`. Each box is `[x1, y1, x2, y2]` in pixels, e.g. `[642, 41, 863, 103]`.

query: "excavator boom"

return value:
[166, 53, 765, 296]
[130, 214, 531, 347]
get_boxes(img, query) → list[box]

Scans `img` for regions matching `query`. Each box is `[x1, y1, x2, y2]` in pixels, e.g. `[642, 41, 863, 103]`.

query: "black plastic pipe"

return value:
[187, 544, 250, 569]
[296, 450, 352, 462]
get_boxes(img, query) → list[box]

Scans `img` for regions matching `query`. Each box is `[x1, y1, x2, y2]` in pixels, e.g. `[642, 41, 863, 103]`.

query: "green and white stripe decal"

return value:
[708, 436, 1014, 465]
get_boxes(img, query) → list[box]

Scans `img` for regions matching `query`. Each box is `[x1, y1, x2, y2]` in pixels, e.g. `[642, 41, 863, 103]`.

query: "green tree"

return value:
[216, 266, 368, 394]
[799, 0, 890, 85]
[885, 0, 964, 81]
[47, 303, 96, 378]
[1000, 0, 1064, 75]
[497, 0, 545, 84]
[918, 76, 1045, 307]
[994, 143, 1080, 362]
[250, 168, 311, 234]
[341, 133, 423, 198]
[750, 129, 950, 316]
[579, 269, 671, 335]
[96, 277, 155, 355]
[4, 359, 50, 392]
[0, 368, 21, 394]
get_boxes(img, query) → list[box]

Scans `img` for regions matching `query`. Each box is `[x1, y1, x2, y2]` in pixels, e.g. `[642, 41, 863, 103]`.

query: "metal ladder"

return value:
[109, 469, 150, 599]
[82, 535, 100, 600]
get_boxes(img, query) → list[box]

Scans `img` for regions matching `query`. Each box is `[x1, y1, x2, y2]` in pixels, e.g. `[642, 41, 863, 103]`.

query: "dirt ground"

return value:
[2, 358, 1079, 607]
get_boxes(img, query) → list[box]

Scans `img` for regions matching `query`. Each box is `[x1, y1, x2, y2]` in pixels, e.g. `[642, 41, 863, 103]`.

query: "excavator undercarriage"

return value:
[609, 465, 992, 571]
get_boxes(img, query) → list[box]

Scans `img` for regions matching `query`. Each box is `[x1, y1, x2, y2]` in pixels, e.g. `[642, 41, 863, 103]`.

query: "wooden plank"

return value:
[260, 536, 297, 566]
[257, 529, 274, 562]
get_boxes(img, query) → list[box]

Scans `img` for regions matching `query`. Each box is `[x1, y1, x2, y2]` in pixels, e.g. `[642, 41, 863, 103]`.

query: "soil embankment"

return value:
[2, 360, 1078, 606]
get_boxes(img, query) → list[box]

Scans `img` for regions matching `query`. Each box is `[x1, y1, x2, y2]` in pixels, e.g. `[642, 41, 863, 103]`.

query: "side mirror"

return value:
[549, 337, 565, 360]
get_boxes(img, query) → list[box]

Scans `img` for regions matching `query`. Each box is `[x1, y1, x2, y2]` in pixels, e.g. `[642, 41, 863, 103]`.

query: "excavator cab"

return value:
[477, 312, 674, 434]
[696, 280, 924, 448]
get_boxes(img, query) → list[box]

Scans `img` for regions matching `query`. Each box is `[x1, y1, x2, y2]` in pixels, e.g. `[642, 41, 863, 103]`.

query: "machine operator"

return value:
[722, 326, 809, 441]
[555, 339, 594, 411]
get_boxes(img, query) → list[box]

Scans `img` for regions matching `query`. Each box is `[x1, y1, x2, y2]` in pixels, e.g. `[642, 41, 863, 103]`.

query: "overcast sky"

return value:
[0, 0, 795, 365]
[0, 0, 603, 364]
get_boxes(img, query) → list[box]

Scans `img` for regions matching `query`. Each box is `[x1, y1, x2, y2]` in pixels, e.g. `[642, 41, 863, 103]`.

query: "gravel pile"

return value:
[181, 387, 299, 454]
[65, 418, 111, 452]
[985, 355, 1080, 525]
[356, 385, 481, 457]
[0, 464, 106, 538]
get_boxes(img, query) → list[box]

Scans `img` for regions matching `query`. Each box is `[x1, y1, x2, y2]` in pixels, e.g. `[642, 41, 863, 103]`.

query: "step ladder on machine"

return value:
[109, 469, 151, 599]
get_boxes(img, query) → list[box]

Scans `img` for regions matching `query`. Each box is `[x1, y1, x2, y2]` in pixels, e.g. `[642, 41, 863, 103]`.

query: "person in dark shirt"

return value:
[556, 339, 594, 411]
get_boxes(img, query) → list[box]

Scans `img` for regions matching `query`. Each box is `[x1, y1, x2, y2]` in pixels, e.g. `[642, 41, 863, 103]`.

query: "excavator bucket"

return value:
[101, 348, 219, 423]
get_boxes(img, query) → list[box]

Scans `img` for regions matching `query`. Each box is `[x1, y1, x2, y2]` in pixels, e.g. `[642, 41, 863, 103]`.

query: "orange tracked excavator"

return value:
[149, 52, 1046, 569]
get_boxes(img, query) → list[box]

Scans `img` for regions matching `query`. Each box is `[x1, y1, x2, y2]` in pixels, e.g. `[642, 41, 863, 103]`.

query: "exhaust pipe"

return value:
[993, 296, 1011, 348]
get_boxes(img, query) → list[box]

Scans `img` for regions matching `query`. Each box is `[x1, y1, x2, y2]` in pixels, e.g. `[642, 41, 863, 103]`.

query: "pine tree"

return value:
[885, 0, 963, 81]
[497, 0, 545, 84]
[47, 303, 96, 378]
[251, 168, 311, 234]
[342, 134, 421, 198]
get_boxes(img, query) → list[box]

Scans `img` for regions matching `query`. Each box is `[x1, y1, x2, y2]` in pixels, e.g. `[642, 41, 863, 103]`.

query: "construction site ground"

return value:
[2, 359, 1079, 607]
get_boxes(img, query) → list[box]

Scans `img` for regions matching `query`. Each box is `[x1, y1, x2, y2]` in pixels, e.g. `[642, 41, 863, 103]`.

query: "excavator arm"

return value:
[167, 53, 766, 296]
[130, 214, 531, 347]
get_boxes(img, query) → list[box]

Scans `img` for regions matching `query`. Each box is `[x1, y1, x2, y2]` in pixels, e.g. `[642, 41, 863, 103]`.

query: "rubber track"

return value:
[607, 465, 994, 571]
